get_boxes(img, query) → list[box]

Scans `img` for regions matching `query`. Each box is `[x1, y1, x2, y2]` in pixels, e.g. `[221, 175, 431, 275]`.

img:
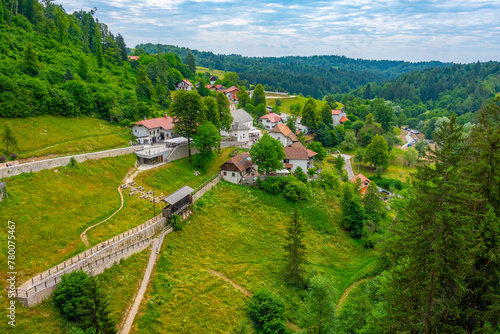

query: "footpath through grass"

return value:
[266, 96, 343, 115]
[135, 147, 236, 195]
[135, 182, 379, 333]
[0, 115, 131, 159]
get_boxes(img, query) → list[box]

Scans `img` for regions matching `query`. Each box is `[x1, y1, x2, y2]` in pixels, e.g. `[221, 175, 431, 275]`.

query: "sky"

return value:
[58, 0, 500, 63]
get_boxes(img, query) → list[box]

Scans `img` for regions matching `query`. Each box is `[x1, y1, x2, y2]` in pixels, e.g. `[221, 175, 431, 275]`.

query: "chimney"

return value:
[144, 116, 147, 120]
[164, 113, 168, 119]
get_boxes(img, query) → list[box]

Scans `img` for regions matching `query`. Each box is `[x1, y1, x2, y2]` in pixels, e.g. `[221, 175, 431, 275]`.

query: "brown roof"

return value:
[223, 85, 240, 93]
[260, 112, 282, 123]
[332, 110, 342, 115]
[269, 123, 298, 142]
[210, 76, 217, 81]
[284, 146, 309, 160]
[178, 79, 193, 86]
[307, 149, 317, 158]
[350, 173, 370, 184]
[222, 152, 252, 172]
[291, 142, 317, 158]
[134, 116, 175, 130]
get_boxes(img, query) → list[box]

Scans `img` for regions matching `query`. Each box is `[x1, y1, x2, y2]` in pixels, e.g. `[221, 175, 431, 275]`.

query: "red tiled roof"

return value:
[222, 152, 253, 172]
[269, 123, 298, 142]
[284, 146, 309, 160]
[223, 85, 240, 93]
[260, 112, 282, 123]
[127, 55, 140, 60]
[340, 115, 349, 123]
[360, 186, 368, 195]
[178, 79, 193, 87]
[332, 110, 341, 115]
[307, 149, 317, 158]
[134, 116, 175, 130]
[350, 173, 370, 184]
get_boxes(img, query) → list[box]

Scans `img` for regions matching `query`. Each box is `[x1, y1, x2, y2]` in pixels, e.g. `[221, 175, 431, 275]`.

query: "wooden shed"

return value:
[162, 185, 194, 219]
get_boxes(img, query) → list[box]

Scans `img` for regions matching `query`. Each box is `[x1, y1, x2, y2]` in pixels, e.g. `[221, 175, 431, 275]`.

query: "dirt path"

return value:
[208, 270, 301, 332]
[336, 278, 369, 312]
[120, 238, 159, 334]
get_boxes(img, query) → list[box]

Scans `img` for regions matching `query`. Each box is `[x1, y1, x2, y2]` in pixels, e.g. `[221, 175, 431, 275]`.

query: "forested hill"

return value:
[354, 61, 500, 116]
[135, 43, 451, 98]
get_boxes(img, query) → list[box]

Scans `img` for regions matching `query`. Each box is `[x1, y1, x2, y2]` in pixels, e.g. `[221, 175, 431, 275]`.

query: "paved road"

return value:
[340, 154, 354, 179]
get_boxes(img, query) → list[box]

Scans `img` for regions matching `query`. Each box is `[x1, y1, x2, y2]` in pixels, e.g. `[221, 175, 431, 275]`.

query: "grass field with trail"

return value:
[196, 66, 228, 81]
[0, 116, 131, 159]
[134, 147, 237, 195]
[0, 154, 142, 282]
[135, 182, 379, 333]
[266, 96, 343, 115]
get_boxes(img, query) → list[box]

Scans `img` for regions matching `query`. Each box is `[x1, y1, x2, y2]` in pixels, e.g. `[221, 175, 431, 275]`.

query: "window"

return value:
[224, 172, 227, 176]
[284, 159, 289, 163]
[232, 173, 235, 177]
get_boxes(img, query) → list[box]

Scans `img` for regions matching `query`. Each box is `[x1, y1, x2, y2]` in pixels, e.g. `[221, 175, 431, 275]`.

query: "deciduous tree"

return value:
[364, 134, 390, 169]
[216, 91, 233, 153]
[299, 276, 337, 334]
[192, 122, 220, 168]
[302, 98, 320, 131]
[249, 133, 285, 174]
[253, 83, 266, 106]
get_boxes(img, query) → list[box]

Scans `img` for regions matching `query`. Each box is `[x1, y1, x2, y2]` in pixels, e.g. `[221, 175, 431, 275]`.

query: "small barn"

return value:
[162, 185, 194, 219]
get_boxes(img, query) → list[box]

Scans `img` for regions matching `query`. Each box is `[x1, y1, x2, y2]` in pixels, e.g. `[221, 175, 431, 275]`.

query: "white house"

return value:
[221, 108, 259, 141]
[209, 76, 217, 85]
[176, 79, 193, 91]
[332, 107, 349, 127]
[221, 86, 240, 102]
[220, 152, 253, 184]
[229, 122, 250, 142]
[268, 123, 298, 147]
[132, 115, 176, 145]
[259, 112, 283, 130]
[283, 142, 317, 172]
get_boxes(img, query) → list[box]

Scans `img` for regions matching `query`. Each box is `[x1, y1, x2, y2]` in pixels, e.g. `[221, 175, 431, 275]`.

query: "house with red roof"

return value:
[127, 55, 140, 61]
[268, 123, 298, 146]
[283, 142, 317, 172]
[221, 86, 240, 102]
[132, 114, 176, 145]
[259, 112, 283, 130]
[332, 106, 349, 126]
[220, 152, 253, 184]
[350, 173, 371, 196]
[176, 79, 194, 91]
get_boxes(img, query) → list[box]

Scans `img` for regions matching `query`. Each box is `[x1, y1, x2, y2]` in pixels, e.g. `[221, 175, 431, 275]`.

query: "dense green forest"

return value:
[0, 0, 197, 122]
[136, 43, 450, 98]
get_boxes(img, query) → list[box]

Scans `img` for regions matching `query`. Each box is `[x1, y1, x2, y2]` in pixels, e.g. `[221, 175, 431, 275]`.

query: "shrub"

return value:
[53, 271, 92, 322]
[247, 289, 287, 334]
[284, 180, 308, 201]
[67, 157, 78, 167]
[10, 153, 17, 160]
[0, 156, 6, 163]
[171, 214, 184, 231]
[293, 166, 308, 183]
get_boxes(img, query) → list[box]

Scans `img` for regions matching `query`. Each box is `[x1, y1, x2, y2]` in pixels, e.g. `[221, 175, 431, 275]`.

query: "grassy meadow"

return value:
[196, 66, 228, 81]
[133, 182, 379, 333]
[0, 116, 131, 159]
[134, 147, 237, 195]
[354, 147, 418, 180]
[266, 96, 343, 115]
[0, 154, 142, 283]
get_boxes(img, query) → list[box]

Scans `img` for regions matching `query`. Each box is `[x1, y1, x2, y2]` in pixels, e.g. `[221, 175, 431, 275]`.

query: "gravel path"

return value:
[340, 154, 354, 179]
[336, 278, 369, 313]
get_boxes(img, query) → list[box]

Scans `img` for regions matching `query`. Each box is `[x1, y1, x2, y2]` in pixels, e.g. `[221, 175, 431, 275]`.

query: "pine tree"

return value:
[320, 103, 333, 128]
[204, 96, 219, 128]
[79, 277, 117, 334]
[115, 33, 128, 61]
[302, 97, 319, 131]
[216, 91, 233, 153]
[185, 51, 196, 74]
[155, 80, 170, 110]
[382, 114, 473, 333]
[78, 56, 89, 81]
[22, 42, 40, 76]
[136, 67, 155, 101]
[252, 84, 266, 106]
[299, 276, 337, 334]
[283, 210, 306, 287]
[341, 183, 365, 238]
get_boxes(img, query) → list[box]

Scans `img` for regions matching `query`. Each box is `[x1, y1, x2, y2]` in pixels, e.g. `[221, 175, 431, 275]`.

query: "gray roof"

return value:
[163, 185, 194, 205]
[231, 108, 253, 124]
[231, 122, 250, 131]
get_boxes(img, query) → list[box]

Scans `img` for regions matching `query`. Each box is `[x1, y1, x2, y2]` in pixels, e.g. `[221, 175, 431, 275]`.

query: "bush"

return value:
[67, 157, 78, 167]
[0, 156, 6, 163]
[10, 153, 17, 160]
[284, 180, 308, 201]
[247, 289, 287, 334]
[258, 176, 294, 195]
[53, 271, 92, 322]
[171, 214, 184, 231]
[369, 176, 404, 190]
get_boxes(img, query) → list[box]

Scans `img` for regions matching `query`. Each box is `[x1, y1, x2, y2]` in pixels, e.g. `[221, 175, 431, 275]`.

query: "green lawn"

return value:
[0, 154, 143, 282]
[135, 182, 379, 333]
[134, 147, 237, 196]
[266, 96, 343, 115]
[354, 148, 418, 180]
[196, 66, 228, 81]
[0, 116, 131, 159]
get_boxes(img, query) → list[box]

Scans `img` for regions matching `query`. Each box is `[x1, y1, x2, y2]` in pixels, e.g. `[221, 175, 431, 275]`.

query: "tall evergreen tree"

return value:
[299, 276, 337, 334]
[341, 183, 365, 238]
[216, 91, 233, 153]
[136, 67, 155, 101]
[115, 33, 128, 61]
[3, 124, 18, 155]
[320, 103, 333, 128]
[79, 277, 117, 334]
[302, 97, 319, 131]
[170, 90, 206, 162]
[252, 84, 266, 106]
[155, 80, 170, 110]
[283, 210, 307, 287]
[22, 42, 40, 76]
[204, 96, 219, 128]
[382, 114, 473, 333]
[78, 56, 89, 81]
[185, 51, 196, 74]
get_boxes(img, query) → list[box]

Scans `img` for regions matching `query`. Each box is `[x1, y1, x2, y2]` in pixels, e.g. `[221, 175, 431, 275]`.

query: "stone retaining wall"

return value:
[15, 214, 166, 307]
[0, 146, 143, 179]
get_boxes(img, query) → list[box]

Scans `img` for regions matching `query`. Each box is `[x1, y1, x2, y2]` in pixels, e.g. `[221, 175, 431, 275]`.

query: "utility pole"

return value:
[153, 186, 156, 218]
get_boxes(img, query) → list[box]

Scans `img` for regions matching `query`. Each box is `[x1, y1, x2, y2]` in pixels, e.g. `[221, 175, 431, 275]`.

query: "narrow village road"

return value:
[120, 238, 159, 334]
[340, 154, 355, 179]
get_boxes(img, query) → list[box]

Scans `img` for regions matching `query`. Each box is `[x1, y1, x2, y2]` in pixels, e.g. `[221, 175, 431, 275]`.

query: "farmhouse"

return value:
[259, 112, 283, 130]
[209, 76, 217, 85]
[332, 107, 349, 127]
[132, 115, 176, 145]
[222, 86, 240, 102]
[176, 79, 194, 91]
[221, 108, 261, 141]
[268, 123, 298, 147]
[220, 152, 253, 184]
[350, 173, 371, 195]
[283, 142, 316, 172]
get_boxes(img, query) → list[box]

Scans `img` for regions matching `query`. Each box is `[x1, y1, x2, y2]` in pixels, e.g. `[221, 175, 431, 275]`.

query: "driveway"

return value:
[339, 154, 354, 179]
